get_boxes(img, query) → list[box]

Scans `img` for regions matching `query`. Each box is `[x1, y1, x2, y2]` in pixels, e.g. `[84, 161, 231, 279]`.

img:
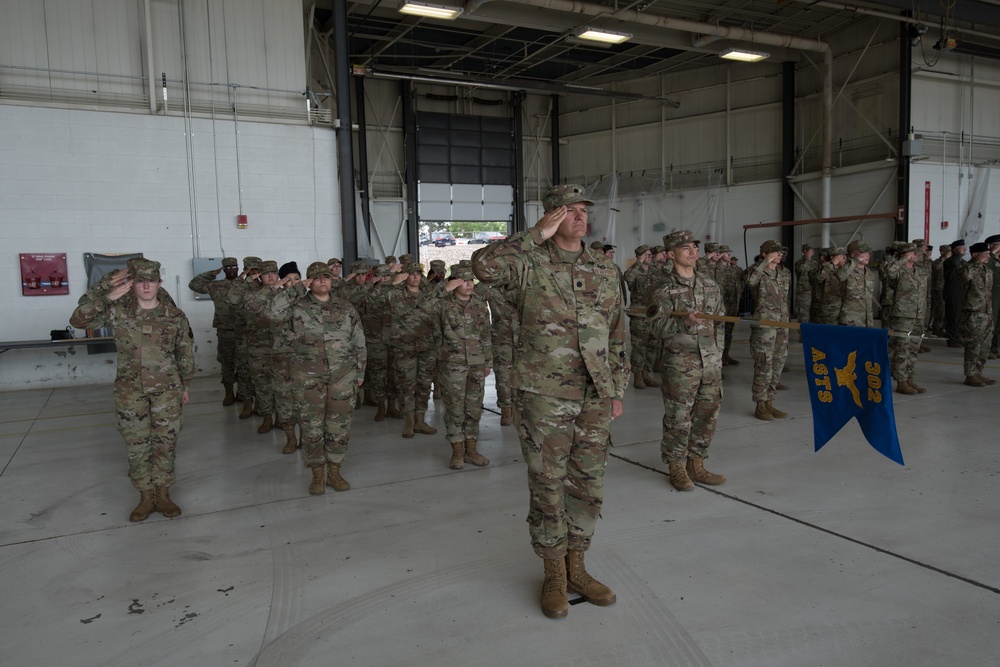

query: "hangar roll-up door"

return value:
[415, 113, 514, 227]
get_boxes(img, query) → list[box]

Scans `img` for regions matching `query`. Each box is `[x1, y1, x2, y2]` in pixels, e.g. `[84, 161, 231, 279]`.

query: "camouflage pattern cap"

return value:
[590, 241, 606, 251]
[222, 257, 239, 267]
[704, 242, 720, 253]
[429, 259, 446, 271]
[458, 259, 472, 267]
[760, 239, 783, 254]
[830, 246, 847, 256]
[717, 244, 732, 253]
[542, 184, 594, 212]
[243, 256, 262, 270]
[634, 244, 651, 257]
[373, 264, 391, 277]
[663, 230, 699, 250]
[847, 240, 872, 254]
[259, 260, 279, 274]
[801, 243, 814, 252]
[651, 245, 665, 254]
[405, 262, 424, 275]
[939, 244, 952, 252]
[450, 264, 474, 280]
[306, 261, 332, 280]
[385, 255, 398, 265]
[911, 238, 926, 247]
[896, 242, 917, 254]
[327, 257, 342, 266]
[130, 259, 161, 282]
[350, 260, 367, 273]
[399, 254, 414, 264]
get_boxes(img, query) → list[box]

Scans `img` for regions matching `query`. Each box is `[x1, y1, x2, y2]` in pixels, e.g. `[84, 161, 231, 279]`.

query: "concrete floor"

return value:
[2, 336, 999, 667]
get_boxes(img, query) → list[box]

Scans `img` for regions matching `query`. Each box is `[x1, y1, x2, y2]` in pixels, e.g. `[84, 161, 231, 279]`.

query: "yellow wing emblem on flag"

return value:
[834, 351, 863, 408]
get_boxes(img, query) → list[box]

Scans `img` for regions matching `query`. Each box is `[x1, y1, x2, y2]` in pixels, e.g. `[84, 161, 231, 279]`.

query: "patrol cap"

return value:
[939, 244, 952, 252]
[847, 240, 872, 254]
[385, 255, 398, 265]
[985, 235, 1000, 245]
[405, 262, 424, 275]
[450, 264, 474, 281]
[243, 256, 262, 270]
[830, 246, 847, 256]
[717, 245, 732, 254]
[704, 242, 720, 253]
[950, 239, 966, 249]
[590, 241, 606, 251]
[970, 242, 989, 254]
[663, 230, 699, 251]
[279, 261, 300, 279]
[327, 257, 342, 266]
[458, 259, 472, 267]
[651, 245, 665, 254]
[634, 244, 651, 257]
[222, 257, 239, 267]
[801, 243, 814, 252]
[259, 260, 279, 274]
[429, 259, 446, 271]
[373, 264, 391, 277]
[399, 254, 414, 265]
[542, 184, 594, 212]
[130, 259, 161, 282]
[350, 260, 367, 273]
[911, 238, 927, 247]
[306, 261, 332, 280]
[760, 239, 783, 254]
[895, 242, 917, 254]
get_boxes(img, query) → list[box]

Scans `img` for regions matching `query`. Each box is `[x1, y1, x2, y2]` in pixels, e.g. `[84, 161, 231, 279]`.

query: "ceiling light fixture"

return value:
[575, 27, 631, 45]
[398, 1, 463, 20]
[719, 47, 769, 62]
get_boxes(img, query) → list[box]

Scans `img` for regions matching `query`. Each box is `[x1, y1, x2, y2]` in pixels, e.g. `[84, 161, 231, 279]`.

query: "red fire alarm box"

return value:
[237, 214, 248, 229]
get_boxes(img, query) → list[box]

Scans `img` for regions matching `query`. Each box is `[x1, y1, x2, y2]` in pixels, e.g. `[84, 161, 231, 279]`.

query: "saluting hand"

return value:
[109, 269, 129, 287]
[534, 206, 567, 241]
[444, 279, 463, 292]
[108, 280, 133, 301]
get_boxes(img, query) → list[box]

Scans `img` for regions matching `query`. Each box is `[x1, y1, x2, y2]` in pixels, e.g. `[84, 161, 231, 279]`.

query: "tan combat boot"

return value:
[464, 439, 490, 467]
[668, 461, 695, 491]
[402, 413, 415, 438]
[964, 375, 986, 387]
[309, 464, 325, 495]
[896, 380, 918, 394]
[387, 399, 403, 420]
[633, 372, 646, 389]
[374, 401, 386, 422]
[687, 457, 726, 485]
[154, 486, 182, 518]
[257, 413, 273, 434]
[766, 401, 788, 419]
[909, 379, 927, 393]
[413, 412, 437, 435]
[222, 383, 236, 406]
[239, 397, 255, 419]
[326, 463, 351, 492]
[754, 402, 774, 420]
[566, 550, 616, 606]
[540, 558, 569, 619]
[449, 442, 465, 470]
[500, 407, 513, 426]
[281, 425, 297, 454]
[129, 490, 155, 522]
[642, 371, 660, 388]
[981, 376, 997, 386]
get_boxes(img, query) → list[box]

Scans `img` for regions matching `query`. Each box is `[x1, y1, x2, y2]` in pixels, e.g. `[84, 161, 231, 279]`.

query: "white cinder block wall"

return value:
[0, 104, 342, 390]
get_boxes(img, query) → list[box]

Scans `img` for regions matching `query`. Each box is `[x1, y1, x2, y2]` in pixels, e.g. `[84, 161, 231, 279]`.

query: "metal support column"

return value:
[897, 11, 913, 241]
[355, 75, 372, 247]
[332, 0, 358, 264]
[550, 94, 561, 184]
[781, 61, 796, 257]
[401, 80, 419, 255]
[512, 90, 526, 233]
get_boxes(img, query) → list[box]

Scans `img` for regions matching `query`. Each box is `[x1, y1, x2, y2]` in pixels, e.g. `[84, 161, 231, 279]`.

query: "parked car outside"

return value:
[432, 231, 457, 247]
[467, 231, 507, 244]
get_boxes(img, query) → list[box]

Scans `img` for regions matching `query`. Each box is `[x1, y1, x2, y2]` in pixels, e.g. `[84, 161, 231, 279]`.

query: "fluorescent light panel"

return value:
[576, 27, 631, 45]
[719, 47, 769, 62]
[398, 1, 463, 20]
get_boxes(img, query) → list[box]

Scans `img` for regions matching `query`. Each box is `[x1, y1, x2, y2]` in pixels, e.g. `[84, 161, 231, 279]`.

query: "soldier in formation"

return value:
[959, 242, 995, 387]
[986, 235, 1000, 359]
[745, 240, 791, 421]
[810, 246, 847, 324]
[70, 259, 194, 522]
[472, 184, 627, 620]
[647, 230, 726, 491]
[794, 244, 817, 328]
[837, 240, 875, 328]
[474, 276, 516, 425]
[187, 257, 240, 405]
[883, 242, 927, 395]
[930, 244, 951, 337]
[943, 239, 967, 347]
[623, 244, 659, 389]
[390, 262, 440, 438]
[713, 244, 743, 366]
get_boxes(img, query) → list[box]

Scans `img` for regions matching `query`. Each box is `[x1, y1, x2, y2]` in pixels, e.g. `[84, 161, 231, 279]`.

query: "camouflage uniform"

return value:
[985, 237, 1000, 355]
[837, 241, 875, 327]
[943, 242, 967, 345]
[188, 257, 240, 388]
[930, 246, 949, 335]
[242, 262, 279, 422]
[471, 186, 628, 561]
[745, 241, 790, 405]
[810, 249, 846, 325]
[389, 266, 440, 418]
[475, 281, 516, 412]
[959, 249, 994, 380]
[69, 260, 194, 495]
[623, 247, 655, 382]
[794, 248, 818, 323]
[360, 265, 393, 406]
[437, 266, 493, 448]
[715, 246, 743, 362]
[647, 233, 725, 470]
[265, 264, 366, 469]
[229, 257, 262, 403]
[884, 246, 925, 388]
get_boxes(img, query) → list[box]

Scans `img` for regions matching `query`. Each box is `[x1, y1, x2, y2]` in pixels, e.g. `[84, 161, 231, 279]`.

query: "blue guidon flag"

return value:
[800, 323, 904, 465]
